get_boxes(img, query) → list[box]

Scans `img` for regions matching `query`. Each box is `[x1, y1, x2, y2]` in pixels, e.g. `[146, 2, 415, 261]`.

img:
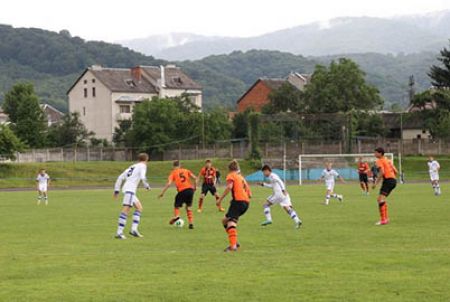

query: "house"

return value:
[236, 72, 310, 113]
[67, 65, 202, 141]
[40, 104, 64, 126]
[382, 113, 431, 140]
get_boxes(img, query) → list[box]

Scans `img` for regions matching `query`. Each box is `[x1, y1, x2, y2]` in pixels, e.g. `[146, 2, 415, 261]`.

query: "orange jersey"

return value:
[376, 157, 397, 179]
[358, 162, 370, 174]
[200, 166, 216, 185]
[226, 171, 251, 202]
[169, 168, 194, 192]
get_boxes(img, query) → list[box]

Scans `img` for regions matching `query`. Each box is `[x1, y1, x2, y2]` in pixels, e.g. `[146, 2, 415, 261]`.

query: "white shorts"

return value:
[122, 192, 139, 207]
[38, 184, 48, 192]
[267, 194, 292, 207]
[430, 172, 439, 181]
[325, 182, 335, 191]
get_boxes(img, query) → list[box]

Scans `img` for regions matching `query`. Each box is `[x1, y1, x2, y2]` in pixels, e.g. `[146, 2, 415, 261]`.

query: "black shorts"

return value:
[226, 200, 249, 221]
[359, 173, 368, 183]
[174, 188, 194, 208]
[380, 178, 397, 197]
[201, 183, 217, 196]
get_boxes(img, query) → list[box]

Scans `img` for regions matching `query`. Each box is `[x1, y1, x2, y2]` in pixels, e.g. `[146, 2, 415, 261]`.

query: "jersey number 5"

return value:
[179, 172, 186, 183]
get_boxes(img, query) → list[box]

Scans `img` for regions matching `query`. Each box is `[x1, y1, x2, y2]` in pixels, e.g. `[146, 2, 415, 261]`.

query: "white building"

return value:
[67, 65, 202, 141]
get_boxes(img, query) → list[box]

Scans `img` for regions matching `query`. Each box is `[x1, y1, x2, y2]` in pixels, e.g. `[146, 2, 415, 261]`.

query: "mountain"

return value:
[122, 11, 450, 60]
[0, 24, 441, 112]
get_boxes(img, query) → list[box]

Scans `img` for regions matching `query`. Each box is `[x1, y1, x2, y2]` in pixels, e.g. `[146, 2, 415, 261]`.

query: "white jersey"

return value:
[428, 160, 440, 173]
[263, 172, 286, 195]
[114, 162, 150, 194]
[321, 169, 339, 184]
[36, 173, 50, 186]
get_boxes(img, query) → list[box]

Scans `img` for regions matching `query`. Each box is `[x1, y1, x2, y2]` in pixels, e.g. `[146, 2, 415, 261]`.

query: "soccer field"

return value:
[1, 184, 449, 301]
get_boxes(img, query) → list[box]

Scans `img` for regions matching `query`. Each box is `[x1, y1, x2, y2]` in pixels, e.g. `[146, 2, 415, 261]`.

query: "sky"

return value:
[0, 0, 449, 42]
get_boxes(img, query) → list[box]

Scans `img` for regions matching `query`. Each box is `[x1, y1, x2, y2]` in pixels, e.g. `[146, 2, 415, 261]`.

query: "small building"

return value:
[236, 72, 310, 113]
[382, 113, 431, 140]
[67, 65, 202, 141]
[40, 104, 64, 126]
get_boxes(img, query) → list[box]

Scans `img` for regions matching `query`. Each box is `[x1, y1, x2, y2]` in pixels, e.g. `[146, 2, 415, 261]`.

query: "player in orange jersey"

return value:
[197, 159, 224, 213]
[216, 160, 252, 252]
[159, 160, 197, 229]
[357, 157, 371, 195]
[372, 147, 398, 226]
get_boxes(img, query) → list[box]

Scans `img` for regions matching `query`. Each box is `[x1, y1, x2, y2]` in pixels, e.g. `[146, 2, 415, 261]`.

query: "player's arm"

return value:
[373, 166, 384, 189]
[159, 176, 173, 198]
[189, 171, 197, 191]
[196, 170, 204, 186]
[47, 176, 51, 187]
[338, 175, 345, 184]
[217, 180, 233, 204]
[113, 171, 126, 198]
[140, 167, 151, 190]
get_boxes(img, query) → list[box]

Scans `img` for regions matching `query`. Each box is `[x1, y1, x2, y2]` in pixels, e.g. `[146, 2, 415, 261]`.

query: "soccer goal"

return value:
[298, 153, 394, 185]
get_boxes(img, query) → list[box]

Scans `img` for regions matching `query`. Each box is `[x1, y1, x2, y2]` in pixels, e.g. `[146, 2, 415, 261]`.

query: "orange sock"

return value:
[174, 208, 180, 217]
[378, 202, 384, 221]
[198, 198, 203, 210]
[383, 203, 388, 221]
[187, 209, 194, 224]
[227, 226, 237, 248]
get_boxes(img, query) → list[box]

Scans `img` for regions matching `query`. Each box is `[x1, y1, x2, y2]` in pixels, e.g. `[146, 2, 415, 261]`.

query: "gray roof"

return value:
[90, 68, 158, 93]
[141, 66, 202, 90]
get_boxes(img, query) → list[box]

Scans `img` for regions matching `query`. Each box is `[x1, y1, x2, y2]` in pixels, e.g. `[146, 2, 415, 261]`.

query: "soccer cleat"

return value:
[322, 202, 329, 206]
[169, 217, 180, 225]
[224, 246, 238, 252]
[261, 220, 273, 226]
[189, 224, 194, 229]
[295, 220, 302, 229]
[337, 195, 344, 202]
[115, 234, 127, 240]
[129, 230, 144, 238]
[375, 220, 389, 226]
[218, 207, 225, 212]
[197, 208, 203, 213]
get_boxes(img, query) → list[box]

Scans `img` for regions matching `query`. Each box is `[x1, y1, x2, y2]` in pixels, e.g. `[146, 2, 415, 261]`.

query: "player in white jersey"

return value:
[113, 153, 151, 239]
[318, 162, 345, 205]
[427, 156, 441, 196]
[36, 169, 50, 205]
[258, 165, 302, 228]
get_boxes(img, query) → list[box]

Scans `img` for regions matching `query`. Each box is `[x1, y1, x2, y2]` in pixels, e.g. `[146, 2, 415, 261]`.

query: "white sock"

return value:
[325, 195, 330, 205]
[263, 205, 272, 221]
[331, 193, 338, 198]
[288, 208, 301, 223]
[131, 211, 141, 232]
[117, 212, 127, 235]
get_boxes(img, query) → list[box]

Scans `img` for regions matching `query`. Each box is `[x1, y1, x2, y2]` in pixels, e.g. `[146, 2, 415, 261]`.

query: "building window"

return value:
[84, 88, 88, 98]
[83, 79, 87, 84]
[120, 105, 131, 113]
[92, 87, 96, 97]
[92, 79, 96, 83]
[83, 107, 86, 116]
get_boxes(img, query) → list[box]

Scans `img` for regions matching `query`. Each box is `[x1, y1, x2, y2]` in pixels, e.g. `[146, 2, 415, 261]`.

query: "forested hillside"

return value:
[0, 24, 440, 111]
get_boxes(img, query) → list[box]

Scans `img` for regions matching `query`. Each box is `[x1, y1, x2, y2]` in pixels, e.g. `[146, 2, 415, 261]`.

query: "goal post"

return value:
[298, 153, 394, 185]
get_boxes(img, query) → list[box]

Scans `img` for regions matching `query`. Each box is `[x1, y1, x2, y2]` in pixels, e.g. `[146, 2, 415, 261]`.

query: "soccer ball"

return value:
[174, 218, 185, 228]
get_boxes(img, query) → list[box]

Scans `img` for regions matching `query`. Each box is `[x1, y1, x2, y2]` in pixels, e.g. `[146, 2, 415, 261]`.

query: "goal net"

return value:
[298, 153, 394, 185]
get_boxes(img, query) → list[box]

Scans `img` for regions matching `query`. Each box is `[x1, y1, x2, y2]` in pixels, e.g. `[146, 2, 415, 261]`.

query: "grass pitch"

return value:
[1, 183, 449, 301]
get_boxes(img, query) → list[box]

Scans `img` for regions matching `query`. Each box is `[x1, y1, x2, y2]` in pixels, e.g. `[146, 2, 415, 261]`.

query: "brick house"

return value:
[236, 72, 310, 113]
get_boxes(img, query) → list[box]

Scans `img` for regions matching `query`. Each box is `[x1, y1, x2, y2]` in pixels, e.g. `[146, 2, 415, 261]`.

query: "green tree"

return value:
[232, 109, 252, 139]
[203, 109, 232, 144]
[47, 112, 94, 147]
[304, 59, 383, 113]
[2, 83, 47, 147]
[248, 112, 261, 161]
[263, 82, 305, 113]
[0, 125, 24, 160]
[429, 42, 450, 88]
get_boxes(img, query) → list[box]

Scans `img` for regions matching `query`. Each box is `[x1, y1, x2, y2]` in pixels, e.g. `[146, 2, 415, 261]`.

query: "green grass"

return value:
[1, 184, 449, 301]
[0, 156, 449, 189]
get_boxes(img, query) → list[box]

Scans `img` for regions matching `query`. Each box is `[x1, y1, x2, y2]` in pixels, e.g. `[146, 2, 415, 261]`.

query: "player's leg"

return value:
[436, 180, 441, 195]
[129, 198, 143, 238]
[116, 195, 132, 239]
[324, 188, 331, 205]
[185, 189, 195, 229]
[261, 199, 273, 226]
[223, 201, 248, 252]
[43, 190, 48, 205]
[170, 193, 182, 225]
[37, 190, 42, 205]
[197, 191, 206, 213]
[330, 188, 343, 202]
[375, 194, 388, 225]
[281, 196, 302, 228]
